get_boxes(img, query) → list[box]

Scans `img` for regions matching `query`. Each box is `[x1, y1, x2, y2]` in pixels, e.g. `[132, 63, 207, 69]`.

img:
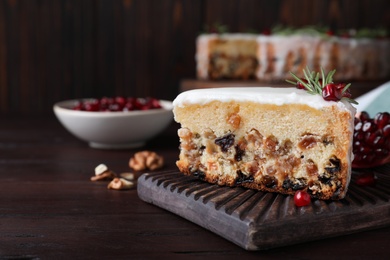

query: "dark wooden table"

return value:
[1, 116, 390, 259]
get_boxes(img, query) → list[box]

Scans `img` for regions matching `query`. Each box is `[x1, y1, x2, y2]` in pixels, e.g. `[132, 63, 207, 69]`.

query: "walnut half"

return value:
[129, 151, 164, 171]
[107, 178, 134, 190]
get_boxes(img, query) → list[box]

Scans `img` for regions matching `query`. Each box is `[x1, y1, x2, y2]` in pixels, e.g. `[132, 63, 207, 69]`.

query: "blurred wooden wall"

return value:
[0, 0, 389, 116]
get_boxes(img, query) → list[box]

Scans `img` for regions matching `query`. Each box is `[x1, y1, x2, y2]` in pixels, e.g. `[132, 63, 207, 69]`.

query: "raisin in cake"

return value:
[173, 87, 356, 200]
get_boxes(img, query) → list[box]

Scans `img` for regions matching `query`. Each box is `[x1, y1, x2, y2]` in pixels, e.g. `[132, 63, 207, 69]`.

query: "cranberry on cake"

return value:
[173, 69, 357, 200]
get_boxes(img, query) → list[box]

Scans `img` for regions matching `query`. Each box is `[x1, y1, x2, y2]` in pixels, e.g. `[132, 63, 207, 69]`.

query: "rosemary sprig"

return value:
[286, 67, 358, 105]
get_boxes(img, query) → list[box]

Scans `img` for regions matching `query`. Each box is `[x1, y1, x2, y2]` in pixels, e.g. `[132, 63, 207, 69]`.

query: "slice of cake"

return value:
[196, 34, 258, 80]
[173, 71, 356, 200]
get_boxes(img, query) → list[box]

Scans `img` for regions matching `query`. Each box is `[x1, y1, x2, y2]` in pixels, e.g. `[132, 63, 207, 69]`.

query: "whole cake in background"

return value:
[173, 68, 357, 200]
[196, 26, 390, 81]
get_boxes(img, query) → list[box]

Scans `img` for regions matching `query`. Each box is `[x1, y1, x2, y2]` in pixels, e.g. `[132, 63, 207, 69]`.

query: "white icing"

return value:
[198, 33, 258, 41]
[173, 87, 355, 113]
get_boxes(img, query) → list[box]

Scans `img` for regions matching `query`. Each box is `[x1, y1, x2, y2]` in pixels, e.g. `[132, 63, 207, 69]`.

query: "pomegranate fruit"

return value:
[352, 111, 390, 168]
[72, 96, 162, 112]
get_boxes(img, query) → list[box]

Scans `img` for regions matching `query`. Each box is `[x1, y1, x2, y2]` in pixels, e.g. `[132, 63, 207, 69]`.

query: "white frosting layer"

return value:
[173, 87, 355, 113]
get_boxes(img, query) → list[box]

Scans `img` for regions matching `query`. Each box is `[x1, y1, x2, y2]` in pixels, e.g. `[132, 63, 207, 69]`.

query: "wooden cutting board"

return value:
[137, 165, 390, 250]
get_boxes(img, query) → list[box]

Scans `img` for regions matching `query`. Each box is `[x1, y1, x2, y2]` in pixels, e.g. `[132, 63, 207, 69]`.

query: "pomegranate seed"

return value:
[362, 121, 376, 132]
[375, 148, 389, 157]
[101, 97, 114, 105]
[123, 101, 134, 111]
[364, 131, 378, 146]
[108, 103, 121, 111]
[335, 83, 352, 98]
[72, 101, 83, 111]
[322, 83, 342, 101]
[115, 96, 126, 107]
[383, 124, 390, 137]
[84, 99, 100, 111]
[355, 121, 363, 131]
[375, 112, 390, 129]
[359, 145, 372, 154]
[296, 79, 308, 89]
[71, 96, 162, 112]
[359, 111, 370, 122]
[146, 97, 162, 109]
[353, 111, 390, 168]
[354, 131, 365, 141]
[294, 190, 311, 207]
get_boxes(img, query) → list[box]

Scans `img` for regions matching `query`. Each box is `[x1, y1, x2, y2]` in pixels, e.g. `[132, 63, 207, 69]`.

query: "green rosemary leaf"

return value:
[320, 68, 326, 88]
[342, 83, 352, 94]
[342, 97, 359, 105]
[286, 79, 296, 85]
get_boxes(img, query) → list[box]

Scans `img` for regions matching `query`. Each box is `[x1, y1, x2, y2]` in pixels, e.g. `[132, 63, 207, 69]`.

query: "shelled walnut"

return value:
[107, 178, 134, 190]
[129, 151, 164, 171]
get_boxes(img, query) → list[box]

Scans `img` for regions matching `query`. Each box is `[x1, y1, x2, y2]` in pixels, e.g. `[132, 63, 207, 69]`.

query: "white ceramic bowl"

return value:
[53, 99, 173, 149]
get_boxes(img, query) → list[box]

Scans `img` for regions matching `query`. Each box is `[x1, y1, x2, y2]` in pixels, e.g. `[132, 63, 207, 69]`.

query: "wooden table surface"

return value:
[1, 116, 390, 259]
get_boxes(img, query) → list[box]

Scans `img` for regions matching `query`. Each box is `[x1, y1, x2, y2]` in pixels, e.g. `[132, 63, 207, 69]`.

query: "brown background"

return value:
[0, 0, 389, 116]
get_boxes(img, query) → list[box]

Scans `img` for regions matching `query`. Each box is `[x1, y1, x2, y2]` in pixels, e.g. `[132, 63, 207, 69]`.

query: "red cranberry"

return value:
[294, 190, 311, 207]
